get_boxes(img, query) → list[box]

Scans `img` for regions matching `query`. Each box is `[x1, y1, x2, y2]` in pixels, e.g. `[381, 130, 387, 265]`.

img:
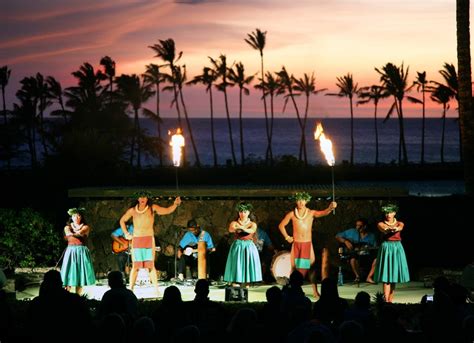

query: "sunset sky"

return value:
[1, 0, 471, 118]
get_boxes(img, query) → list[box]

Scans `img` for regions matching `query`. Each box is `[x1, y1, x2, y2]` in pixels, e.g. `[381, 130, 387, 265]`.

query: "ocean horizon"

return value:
[148, 117, 460, 166]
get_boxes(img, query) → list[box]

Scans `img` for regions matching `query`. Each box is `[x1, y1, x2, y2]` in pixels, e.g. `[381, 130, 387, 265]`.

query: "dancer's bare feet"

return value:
[366, 277, 376, 284]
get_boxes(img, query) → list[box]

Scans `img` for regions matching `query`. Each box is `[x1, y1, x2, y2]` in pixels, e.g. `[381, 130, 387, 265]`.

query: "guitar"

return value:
[112, 237, 130, 254]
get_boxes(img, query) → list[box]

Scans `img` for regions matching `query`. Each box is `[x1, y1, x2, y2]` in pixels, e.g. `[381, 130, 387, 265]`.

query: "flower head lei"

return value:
[290, 192, 312, 202]
[67, 207, 85, 216]
[236, 202, 253, 213]
[381, 203, 399, 214]
[132, 190, 153, 199]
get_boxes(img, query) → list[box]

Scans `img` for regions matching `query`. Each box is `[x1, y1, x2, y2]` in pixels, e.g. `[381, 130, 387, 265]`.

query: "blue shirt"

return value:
[179, 230, 215, 250]
[336, 228, 377, 247]
[254, 227, 273, 252]
[112, 225, 134, 237]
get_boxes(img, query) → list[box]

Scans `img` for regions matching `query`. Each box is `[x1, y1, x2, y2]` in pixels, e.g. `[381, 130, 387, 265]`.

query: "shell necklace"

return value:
[384, 219, 397, 227]
[71, 222, 84, 232]
[294, 207, 308, 220]
[135, 205, 149, 214]
[238, 218, 250, 227]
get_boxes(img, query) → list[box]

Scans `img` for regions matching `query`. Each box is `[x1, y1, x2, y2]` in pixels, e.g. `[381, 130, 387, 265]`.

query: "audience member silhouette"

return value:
[184, 279, 227, 342]
[96, 271, 138, 327]
[281, 270, 312, 333]
[132, 316, 156, 341]
[312, 277, 348, 331]
[343, 291, 375, 337]
[226, 307, 261, 343]
[97, 312, 127, 343]
[27, 270, 92, 342]
[152, 285, 185, 342]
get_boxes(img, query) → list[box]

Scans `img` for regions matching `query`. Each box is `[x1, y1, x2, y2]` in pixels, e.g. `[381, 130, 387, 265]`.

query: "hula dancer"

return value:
[224, 202, 262, 287]
[60, 207, 96, 295]
[120, 191, 181, 296]
[373, 203, 410, 302]
[278, 192, 337, 298]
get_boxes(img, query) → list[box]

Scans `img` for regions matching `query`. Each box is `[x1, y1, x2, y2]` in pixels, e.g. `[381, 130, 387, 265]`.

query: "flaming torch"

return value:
[314, 122, 336, 214]
[169, 128, 185, 191]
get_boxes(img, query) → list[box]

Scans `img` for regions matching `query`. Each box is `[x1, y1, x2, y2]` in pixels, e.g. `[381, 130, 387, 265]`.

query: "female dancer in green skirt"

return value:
[374, 204, 410, 302]
[224, 202, 262, 287]
[60, 208, 96, 295]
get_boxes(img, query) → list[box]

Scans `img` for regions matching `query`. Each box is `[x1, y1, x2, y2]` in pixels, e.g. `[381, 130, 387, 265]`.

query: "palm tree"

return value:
[149, 39, 183, 126]
[326, 73, 359, 165]
[100, 56, 116, 98]
[245, 28, 272, 163]
[436, 63, 462, 162]
[209, 54, 237, 166]
[294, 73, 327, 165]
[65, 63, 107, 117]
[456, 0, 473, 194]
[188, 67, 219, 166]
[413, 71, 429, 164]
[431, 84, 454, 163]
[0, 65, 11, 125]
[375, 63, 419, 165]
[143, 63, 166, 166]
[47, 76, 69, 124]
[357, 85, 390, 165]
[115, 74, 155, 168]
[255, 72, 283, 165]
[276, 67, 304, 161]
[173, 65, 201, 167]
[228, 62, 255, 165]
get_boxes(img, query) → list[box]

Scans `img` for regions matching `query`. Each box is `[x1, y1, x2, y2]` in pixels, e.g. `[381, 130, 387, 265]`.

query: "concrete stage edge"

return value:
[16, 279, 430, 304]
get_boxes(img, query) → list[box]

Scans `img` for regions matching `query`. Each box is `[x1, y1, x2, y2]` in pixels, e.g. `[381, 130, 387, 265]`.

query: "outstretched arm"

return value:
[278, 212, 294, 244]
[153, 197, 181, 215]
[313, 201, 337, 218]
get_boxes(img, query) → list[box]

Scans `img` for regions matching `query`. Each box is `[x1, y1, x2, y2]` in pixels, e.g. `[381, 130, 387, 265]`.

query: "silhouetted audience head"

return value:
[133, 316, 155, 340]
[354, 291, 371, 309]
[339, 320, 364, 343]
[175, 325, 200, 343]
[108, 271, 125, 288]
[39, 270, 63, 296]
[433, 275, 450, 295]
[266, 285, 282, 304]
[98, 313, 126, 343]
[162, 285, 182, 306]
[289, 270, 304, 287]
[320, 277, 339, 300]
[194, 279, 210, 299]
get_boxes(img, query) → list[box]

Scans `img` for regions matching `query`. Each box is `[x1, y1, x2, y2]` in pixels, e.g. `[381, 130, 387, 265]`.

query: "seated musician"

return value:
[335, 218, 377, 284]
[111, 224, 134, 277]
[177, 219, 216, 281]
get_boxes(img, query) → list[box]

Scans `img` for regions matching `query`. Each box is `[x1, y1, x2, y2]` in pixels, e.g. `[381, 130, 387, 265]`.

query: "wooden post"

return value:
[197, 241, 207, 279]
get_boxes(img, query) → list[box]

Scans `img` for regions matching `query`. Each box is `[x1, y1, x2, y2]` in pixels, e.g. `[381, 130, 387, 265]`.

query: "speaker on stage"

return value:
[225, 286, 248, 302]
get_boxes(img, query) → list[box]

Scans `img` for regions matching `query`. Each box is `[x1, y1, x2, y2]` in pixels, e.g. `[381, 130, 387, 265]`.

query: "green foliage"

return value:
[0, 208, 62, 269]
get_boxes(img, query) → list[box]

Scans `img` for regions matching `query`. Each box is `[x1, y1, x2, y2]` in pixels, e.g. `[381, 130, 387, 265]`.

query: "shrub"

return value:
[0, 208, 62, 269]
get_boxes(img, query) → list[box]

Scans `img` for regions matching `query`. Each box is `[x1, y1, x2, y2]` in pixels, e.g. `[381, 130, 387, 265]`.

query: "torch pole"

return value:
[175, 166, 179, 193]
[331, 165, 335, 215]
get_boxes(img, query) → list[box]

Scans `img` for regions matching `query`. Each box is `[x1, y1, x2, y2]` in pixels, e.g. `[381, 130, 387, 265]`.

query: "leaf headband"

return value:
[133, 190, 153, 199]
[289, 192, 312, 202]
[236, 202, 253, 212]
[381, 203, 399, 213]
[67, 207, 85, 216]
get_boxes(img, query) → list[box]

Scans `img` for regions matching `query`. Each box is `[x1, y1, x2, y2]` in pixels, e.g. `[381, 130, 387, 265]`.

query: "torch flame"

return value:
[314, 122, 335, 166]
[169, 128, 185, 167]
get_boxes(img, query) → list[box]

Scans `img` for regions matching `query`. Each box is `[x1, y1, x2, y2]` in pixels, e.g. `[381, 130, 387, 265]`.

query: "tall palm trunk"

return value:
[130, 110, 137, 167]
[269, 92, 275, 166]
[349, 96, 354, 165]
[441, 105, 447, 164]
[456, 0, 473, 194]
[421, 86, 426, 165]
[299, 94, 310, 165]
[38, 99, 49, 158]
[238, 87, 245, 165]
[224, 88, 237, 166]
[209, 87, 218, 167]
[260, 57, 272, 164]
[1, 87, 6, 125]
[155, 83, 163, 166]
[178, 87, 201, 167]
[374, 103, 379, 165]
[288, 92, 304, 160]
[397, 99, 409, 165]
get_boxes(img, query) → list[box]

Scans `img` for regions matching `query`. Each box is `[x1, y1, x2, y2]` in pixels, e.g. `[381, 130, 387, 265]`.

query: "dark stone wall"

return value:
[79, 198, 387, 280]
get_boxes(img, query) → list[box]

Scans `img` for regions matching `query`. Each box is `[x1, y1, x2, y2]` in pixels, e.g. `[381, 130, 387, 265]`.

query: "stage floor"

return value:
[16, 278, 430, 304]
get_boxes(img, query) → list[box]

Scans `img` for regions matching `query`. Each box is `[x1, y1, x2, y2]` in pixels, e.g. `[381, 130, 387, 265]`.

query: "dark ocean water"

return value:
[148, 117, 460, 166]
